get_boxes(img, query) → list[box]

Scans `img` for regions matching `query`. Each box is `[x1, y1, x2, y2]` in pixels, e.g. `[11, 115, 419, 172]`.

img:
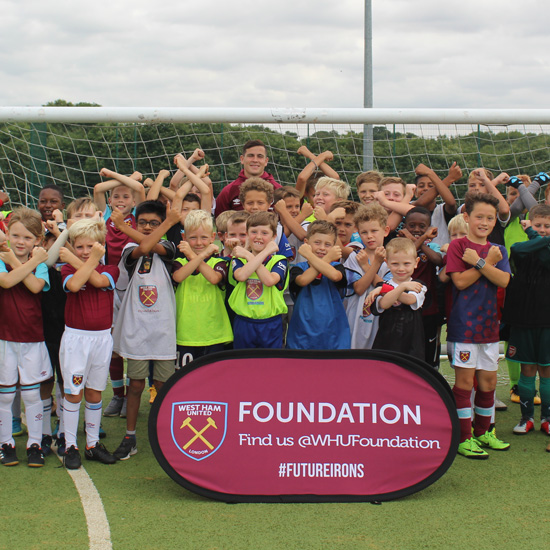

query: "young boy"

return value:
[229, 212, 288, 349]
[370, 238, 426, 360]
[328, 200, 365, 260]
[356, 170, 383, 206]
[173, 210, 233, 366]
[295, 147, 340, 207]
[58, 218, 119, 469]
[446, 192, 511, 459]
[37, 184, 65, 223]
[111, 201, 180, 460]
[286, 220, 350, 350]
[502, 205, 550, 447]
[224, 212, 250, 258]
[215, 210, 237, 255]
[312, 177, 350, 220]
[344, 203, 390, 349]
[0, 208, 50, 467]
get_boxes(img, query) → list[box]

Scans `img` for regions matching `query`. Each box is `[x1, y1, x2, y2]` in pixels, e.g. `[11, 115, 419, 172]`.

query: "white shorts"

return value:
[60, 327, 113, 395]
[0, 340, 53, 386]
[448, 341, 499, 372]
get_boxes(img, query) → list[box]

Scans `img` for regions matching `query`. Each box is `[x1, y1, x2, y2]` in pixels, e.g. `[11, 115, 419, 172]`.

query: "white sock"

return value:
[491, 390, 496, 424]
[11, 388, 21, 418]
[63, 398, 81, 449]
[0, 389, 16, 447]
[84, 401, 102, 448]
[42, 397, 52, 436]
[21, 386, 43, 447]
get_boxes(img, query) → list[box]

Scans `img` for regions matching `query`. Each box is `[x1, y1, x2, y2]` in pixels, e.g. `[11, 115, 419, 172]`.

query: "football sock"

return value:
[473, 390, 493, 437]
[63, 398, 81, 449]
[84, 401, 102, 448]
[0, 387, 16, 447]
[539, 377, 550, 420]
[518, 373, 536, 418]
[453, 386, 472, 443]
[11, 387, 21, 418]
[42, 397, 52, 436]
[110, 356, 125, 398]
[21, 384, 43, 447]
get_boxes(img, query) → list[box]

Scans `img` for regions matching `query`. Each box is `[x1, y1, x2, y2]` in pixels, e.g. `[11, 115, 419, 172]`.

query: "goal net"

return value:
[2, 108, 550, 208]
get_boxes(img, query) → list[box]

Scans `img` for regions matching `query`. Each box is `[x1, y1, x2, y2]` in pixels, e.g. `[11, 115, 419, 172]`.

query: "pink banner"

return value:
[150, 350, 459, 502]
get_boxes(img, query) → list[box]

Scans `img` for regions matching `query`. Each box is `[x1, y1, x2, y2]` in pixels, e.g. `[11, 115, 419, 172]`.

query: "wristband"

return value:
[474, 258, 486, 270]
[311, 161, 318, 171]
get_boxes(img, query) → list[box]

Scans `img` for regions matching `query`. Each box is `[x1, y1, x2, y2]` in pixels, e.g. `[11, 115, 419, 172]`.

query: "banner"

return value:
[149, 349, 459, 502]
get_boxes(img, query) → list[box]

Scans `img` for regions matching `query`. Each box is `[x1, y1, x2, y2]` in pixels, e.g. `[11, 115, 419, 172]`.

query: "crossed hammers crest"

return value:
[179, 416, 218, 450]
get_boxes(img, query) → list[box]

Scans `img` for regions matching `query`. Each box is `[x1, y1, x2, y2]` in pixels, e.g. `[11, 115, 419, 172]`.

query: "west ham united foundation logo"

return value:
[246, 279, 263, 301]
[139, 285, 158, 307]
[459, 351, 471, 363]
[171, 401, 227, 461]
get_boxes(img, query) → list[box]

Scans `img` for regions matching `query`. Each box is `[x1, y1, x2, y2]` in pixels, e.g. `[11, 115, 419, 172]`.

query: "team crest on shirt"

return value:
[171, 401, 228, 461]
[72, 375, 83, 387]
[508, 346, 517, 357]
[139, 285, 158, 307]
[459, 351, 471, 363]
[362, 302, 371, 317]
[246, 279, 263, 301]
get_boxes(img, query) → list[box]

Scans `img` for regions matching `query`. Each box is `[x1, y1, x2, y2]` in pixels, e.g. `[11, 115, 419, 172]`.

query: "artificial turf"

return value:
[3, 361, 550, 550]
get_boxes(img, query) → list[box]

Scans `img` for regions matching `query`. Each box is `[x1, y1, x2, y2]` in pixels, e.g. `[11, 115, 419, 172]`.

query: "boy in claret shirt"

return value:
[446, 192, 511, 459]
[58, 218, 119, 469]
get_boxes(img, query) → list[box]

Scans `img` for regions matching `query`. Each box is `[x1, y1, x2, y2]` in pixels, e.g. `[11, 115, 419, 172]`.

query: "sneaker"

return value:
[12, 417, 25, 437]
[84, 443, 117, 464]
[513, 417, 535, 434]
[541, 418, 550, 435]
[103, 396, 124, 417]
[27, 444, 45, 468]
[119, 398, 127, 418]
[113, 435, 138, 460]
[457, 438, 489, 460]
[534, 391, 541, 406]
[56, 433, 66, 456]
[494, 397, 507, 411]
[41, 435, 53, 457]
[149, 386, 157, 404]
[510, 385, 520, 404]
[64, 445, 81, 470]
[474, 429, 511, 450]
[0, 443, 19, 466]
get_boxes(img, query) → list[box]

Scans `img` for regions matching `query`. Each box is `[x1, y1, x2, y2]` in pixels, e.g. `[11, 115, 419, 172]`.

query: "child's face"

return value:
[180, 201, 200, 224]
[506, 186, 519, 206]
[463, 202, 497, 243]
[38, 189, 64, 221]
[243, 191, 270, 214]
[185, 226, 215, 253]
[305, 231, 336, 259]
[226, 221, 248, 247]
[387, 250, 418, 283]
[73, 236, 99, 262]
[313, 187, 337, 213]
[449, 227, 468, 241]
[357, 181, 378, 205]
[247, 224, 275, 254]
[72, 205, 98, 221]
[284, 196, 301, 218]
[334, 214, 356, 244]
[357, 220, 387, 250]
[467, 176, 486, 195]
[109, 185, 135, 216]
[136, 213, 163, 236]
[404, 212, 431, 239]
[531, 216, 550, 237]
[8, 221, 41, 260]
[415, 176, 434, 199]
[381, 183, 404, 203]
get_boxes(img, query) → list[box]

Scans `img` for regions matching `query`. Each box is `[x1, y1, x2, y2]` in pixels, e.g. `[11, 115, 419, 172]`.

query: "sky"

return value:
[1, 0, 549, 110]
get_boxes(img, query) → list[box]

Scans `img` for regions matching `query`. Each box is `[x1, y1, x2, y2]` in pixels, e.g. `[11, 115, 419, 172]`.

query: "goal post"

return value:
[2, 107, 550, 208]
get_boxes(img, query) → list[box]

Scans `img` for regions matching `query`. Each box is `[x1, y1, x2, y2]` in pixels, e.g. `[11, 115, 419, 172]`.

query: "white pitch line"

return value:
[55, 448, 113, 550]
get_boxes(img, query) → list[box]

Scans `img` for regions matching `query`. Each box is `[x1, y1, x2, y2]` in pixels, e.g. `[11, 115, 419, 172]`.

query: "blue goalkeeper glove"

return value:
[506, 176, 521, 189]
[533, 172, 550, 185]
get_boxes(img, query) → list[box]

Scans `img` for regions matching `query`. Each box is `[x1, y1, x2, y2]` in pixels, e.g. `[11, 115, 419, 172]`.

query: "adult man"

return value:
[214, 140, 281, 217]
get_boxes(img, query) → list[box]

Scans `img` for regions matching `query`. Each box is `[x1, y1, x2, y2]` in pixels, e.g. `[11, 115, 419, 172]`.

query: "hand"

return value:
[415, 163, 432, 176]
[398, 228, 416, 242]
[356, 249, 370, 270]
[447, 162, 462, 182]
[173, 153, 186, 167]
[130, 171, 143, 181]
[157, 169, 171, 180]
[45, 220, 61, 237]
[440, 243, 449, 253]
[313, 206, 327, 220]
[297, 145, 311, 157]
[99, 167, 114, 179]
[190, 149, 205, 162]
[328, 207, 346, 222]
[264, 241, 279, 256]
[405, 184, 416, 199]
[178, 241, 195, 260]
[364, 286, 382, 308]
[196, 164, 209, 178]
[31, 246, 49, 264]
[274, 199, 286, 214]
[318, 150, 334, 162]
[143, 178, 154, 188]
[232, 245, 252, 259]
[372, 190, 387, 204]
[402, 281, 424, 293]
[520, 219, 532, 230]
[325, 246, 342, 263]
[533, 172, 550, 185]
[506, 176, 521, 189]
[486, 245, 503, 265]
[59, 247, 75, 264]
[165, 202, 182, 226]
[300, 202, 314, 218]
[374, 246, 386, 263]
[425, 226, 438, 240]
[0, 190, 9, 204]
[492, 172, 510, 186]
[298, 243, 312, 258]
[462, 247, 480, 266]
[109, 209, 125, 229]
[90, 242, 105, 261]
[0, 248, 17, 265]
[205, 243, 220, 257]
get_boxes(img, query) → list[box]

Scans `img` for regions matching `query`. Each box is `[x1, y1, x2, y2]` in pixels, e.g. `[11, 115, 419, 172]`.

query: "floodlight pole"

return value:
[363, 0, 374, 170]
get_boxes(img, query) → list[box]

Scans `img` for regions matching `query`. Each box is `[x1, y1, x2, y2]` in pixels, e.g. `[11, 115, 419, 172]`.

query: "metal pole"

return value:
[363, 0, 373, 170]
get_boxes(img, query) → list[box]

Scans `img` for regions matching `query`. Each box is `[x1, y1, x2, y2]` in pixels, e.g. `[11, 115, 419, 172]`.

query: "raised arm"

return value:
[0, 247, 48, 292]
[414, 163, 458, 215]
[174, 157, 212, 213]
[476, 170, 510, 220]
[295, 148, 339, 197]
[145, 170, 171, 201]
[294, 244, 343, 286]
[94, 170, 143, 212]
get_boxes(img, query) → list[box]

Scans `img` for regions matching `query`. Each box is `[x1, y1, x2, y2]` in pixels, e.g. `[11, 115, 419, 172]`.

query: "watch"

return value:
[474, 258, 486, 270]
